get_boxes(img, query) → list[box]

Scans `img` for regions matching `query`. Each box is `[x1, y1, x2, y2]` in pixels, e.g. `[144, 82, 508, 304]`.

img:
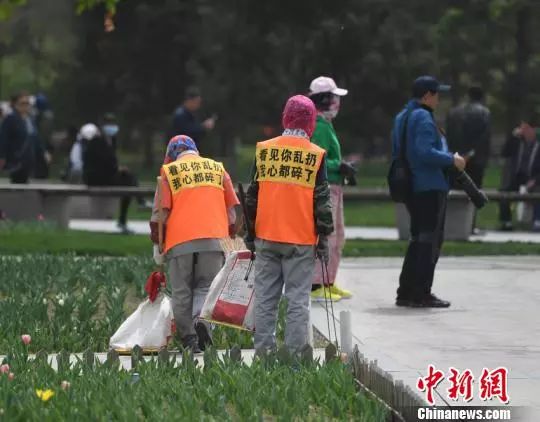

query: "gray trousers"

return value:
[168, 251, 224, 339]
[254, 239, 315, 352]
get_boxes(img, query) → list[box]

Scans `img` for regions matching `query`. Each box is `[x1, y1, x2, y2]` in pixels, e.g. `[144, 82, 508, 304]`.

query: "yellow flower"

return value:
[36, 389, 55, 402]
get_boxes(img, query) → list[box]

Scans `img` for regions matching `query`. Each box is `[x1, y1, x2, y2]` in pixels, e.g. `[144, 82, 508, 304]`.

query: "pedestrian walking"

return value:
[0, 92, 48, 183]
[83, 115, 145, 234]
[446, 86, 491, 234]
[446, 86, 491, 188]
[170, 87, 216, 154]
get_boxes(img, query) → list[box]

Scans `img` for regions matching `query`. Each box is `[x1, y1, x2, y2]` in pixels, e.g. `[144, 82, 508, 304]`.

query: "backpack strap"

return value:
[399, 111, 412, 164]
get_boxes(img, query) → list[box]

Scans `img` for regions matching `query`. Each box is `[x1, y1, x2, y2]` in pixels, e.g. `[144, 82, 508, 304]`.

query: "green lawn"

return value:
[0, 223, 150, 256]
[2, 223, 539, 257]
[343, 201, 502, 229]
[344, 239, 540, 257]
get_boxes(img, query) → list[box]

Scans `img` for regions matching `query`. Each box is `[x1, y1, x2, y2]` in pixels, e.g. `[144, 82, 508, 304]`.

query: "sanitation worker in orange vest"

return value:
[150, 135, 239, 353]
[244, 95, 334, 352]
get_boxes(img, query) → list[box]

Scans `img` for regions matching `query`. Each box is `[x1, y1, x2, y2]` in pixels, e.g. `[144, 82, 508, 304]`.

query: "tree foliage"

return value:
[1, 0, 540, 163]
[76, 0, 120, 14]
[0, 0, 26, 20]
[0, 0, 118, 19]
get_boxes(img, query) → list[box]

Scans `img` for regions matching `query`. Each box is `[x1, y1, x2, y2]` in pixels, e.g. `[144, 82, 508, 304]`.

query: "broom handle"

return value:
[156, 176, 164, 255]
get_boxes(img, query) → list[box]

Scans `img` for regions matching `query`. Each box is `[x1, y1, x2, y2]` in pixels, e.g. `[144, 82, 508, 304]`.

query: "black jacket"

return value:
[170, 107, 205, 150]
[83, 136, 118, 186]
[500, 135, 540, 189]
[0, 112, 38, 172]
[446, 102, 491, 167]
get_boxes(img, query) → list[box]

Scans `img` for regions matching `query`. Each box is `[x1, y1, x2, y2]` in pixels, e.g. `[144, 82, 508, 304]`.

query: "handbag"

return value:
[387, 112, 412, 202]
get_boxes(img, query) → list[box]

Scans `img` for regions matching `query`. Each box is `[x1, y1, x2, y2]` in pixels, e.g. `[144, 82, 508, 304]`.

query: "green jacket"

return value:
[311, 115, 342, 185]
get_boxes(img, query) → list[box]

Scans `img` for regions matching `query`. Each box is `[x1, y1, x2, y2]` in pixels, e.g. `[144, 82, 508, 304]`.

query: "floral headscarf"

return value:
[164, 135, 198, 164]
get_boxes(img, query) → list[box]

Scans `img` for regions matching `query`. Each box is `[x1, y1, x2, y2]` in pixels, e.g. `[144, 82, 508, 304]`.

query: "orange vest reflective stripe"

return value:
[162, 155, 228, 252]
[255, 136, 325, 245]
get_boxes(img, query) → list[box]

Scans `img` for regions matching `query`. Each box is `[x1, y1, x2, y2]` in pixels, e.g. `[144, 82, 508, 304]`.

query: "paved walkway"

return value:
[310, 257, 540, 417]
[345, 226, 540, 243]
[69, 219, 540, 243]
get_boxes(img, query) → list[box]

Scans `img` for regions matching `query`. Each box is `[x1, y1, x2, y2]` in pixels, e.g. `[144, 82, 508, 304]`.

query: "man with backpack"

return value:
[391, 76, 465, 308]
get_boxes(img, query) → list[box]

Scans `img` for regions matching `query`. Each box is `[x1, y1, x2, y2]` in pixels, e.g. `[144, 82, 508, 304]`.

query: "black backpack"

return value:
[387, 112, 412, 202]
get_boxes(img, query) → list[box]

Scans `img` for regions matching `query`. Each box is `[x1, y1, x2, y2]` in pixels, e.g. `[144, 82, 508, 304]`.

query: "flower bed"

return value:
[0, 347, 386, 420]
[0, 255, 254, 353]
[0, 254, 392, 420]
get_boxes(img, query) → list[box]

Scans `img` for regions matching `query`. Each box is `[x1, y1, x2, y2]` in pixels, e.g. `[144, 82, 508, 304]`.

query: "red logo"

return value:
[417, 366, 510, 404]
[447, 367, 474, 402]
[417, 365, 445, 405]
[479, 367, 510, 404]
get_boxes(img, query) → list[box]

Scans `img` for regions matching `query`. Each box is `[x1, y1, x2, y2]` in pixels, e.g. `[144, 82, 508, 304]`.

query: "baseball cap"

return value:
[412, 76, 451, 98]
[309, 76, 348, 96]
[79, 123, 100, 140]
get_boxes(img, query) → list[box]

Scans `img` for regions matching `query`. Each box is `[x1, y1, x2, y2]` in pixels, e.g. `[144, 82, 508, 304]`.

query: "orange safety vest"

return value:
[162, 155, 228, 252]
[255, 135, 325, 245]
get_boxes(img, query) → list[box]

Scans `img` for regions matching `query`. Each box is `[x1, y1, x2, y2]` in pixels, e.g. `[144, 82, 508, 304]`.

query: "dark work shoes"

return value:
[395, 298, 412, 307]
[181, 334, 202, 354]
[195, 321, 213, 351]
[396, 294, 451, 308]
[412, 294, 451, 308]
[179, 322, 213, 354]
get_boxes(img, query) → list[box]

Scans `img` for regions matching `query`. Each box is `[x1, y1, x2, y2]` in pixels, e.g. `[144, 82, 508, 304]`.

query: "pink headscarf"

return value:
[282, 95, 317, 137]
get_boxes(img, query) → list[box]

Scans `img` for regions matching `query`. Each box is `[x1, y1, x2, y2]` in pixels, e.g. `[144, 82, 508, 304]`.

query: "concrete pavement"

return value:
[310, 256, 540, 417]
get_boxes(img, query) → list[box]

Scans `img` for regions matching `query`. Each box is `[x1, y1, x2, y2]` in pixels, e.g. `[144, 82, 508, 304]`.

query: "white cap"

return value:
[79, 123, 100, 140]
[309, 76, 348, 96]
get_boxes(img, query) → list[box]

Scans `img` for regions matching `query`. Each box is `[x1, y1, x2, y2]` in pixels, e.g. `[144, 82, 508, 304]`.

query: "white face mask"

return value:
[103, 124, 119, 137]
[322, 95, 341, 120]
[323, 109, 339, 120]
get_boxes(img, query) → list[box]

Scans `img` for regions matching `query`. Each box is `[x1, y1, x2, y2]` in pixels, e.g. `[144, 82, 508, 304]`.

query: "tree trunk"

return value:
[141, 120, 154, 170]
[506, 3, 532, 131]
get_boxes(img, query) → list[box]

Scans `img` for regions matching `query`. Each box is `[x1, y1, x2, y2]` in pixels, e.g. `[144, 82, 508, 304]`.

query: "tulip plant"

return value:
[0, 254, 386, 420]
[0, 348, 386, 420]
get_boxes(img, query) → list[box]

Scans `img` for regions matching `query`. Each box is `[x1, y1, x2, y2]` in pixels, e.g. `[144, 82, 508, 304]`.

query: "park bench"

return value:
[343, 187, 540, 240]
[1, 183, 539, 239]
[0, 182, 155, 228]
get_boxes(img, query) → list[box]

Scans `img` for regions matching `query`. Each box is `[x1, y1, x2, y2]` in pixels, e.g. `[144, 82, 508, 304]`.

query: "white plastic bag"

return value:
[200, 250, 256, 331]
[109, 292, 175, 352]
